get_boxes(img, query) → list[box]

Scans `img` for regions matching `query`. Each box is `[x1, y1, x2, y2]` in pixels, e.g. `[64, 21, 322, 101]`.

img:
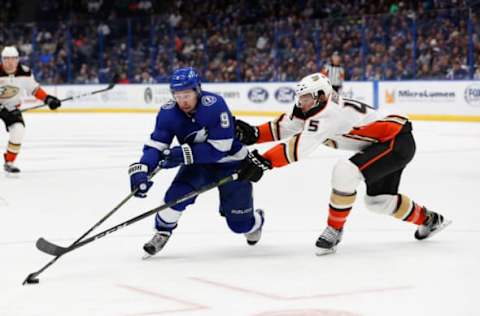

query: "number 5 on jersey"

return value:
[308, 120, 319, 132]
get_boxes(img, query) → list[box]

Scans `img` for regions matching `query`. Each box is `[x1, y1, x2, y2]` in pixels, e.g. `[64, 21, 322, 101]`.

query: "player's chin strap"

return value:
[20, 82, 116, 113]
[22, 164, 162, 285]
[23, 170, 239, 285]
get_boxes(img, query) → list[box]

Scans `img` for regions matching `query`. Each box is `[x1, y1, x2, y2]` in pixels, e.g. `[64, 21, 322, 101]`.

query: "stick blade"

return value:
[36, 237, 68, 256]
[22, 273, 40, 285]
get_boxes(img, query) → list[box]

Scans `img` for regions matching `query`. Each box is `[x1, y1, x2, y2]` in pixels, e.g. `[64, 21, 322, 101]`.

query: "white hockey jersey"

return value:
[0, 63, 43, 111]
[256, 91, 409, 168]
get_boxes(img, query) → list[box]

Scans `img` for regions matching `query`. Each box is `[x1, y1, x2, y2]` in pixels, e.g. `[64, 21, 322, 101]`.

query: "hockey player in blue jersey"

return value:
[129, 67, 265, 256]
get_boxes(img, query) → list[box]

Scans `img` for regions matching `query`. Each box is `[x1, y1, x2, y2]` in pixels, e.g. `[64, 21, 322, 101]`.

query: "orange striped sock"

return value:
[4, 151, 17, 163]
[327, 189, 356, 230]
[327, 205, 351, 230]
[393, 194, 427, 225]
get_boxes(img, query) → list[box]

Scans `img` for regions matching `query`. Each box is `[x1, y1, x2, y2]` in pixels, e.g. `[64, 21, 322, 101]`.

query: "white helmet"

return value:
[295, 73, 332, 99]
[1, 46, 19, 59]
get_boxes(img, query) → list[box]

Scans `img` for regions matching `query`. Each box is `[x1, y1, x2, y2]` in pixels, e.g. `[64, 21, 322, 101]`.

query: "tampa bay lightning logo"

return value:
[275, 87, 295, 103]
[184, 128, 208, 143]
[248, 87, 268, 103]
[201, 95, 217, 106]
[161, 100, 175, 110]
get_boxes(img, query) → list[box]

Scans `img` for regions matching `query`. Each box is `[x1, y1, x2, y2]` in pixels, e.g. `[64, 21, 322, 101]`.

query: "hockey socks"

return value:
[327, 189, 356, 230]
[392, 194, 427, 225]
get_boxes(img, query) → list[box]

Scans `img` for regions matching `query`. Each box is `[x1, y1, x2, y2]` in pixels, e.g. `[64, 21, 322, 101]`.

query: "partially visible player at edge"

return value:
[129, 67, 264, 257]
[235, 72, 451, 255]
[0, 46, 61, 174]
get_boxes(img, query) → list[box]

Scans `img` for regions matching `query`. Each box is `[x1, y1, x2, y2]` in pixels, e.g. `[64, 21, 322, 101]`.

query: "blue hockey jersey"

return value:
[140, 91, 247, 171]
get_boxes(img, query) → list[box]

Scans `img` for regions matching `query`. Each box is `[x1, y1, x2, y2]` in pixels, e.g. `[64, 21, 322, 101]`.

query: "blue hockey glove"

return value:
[161, 144, 194, 169]
[128, 163, 153, 198]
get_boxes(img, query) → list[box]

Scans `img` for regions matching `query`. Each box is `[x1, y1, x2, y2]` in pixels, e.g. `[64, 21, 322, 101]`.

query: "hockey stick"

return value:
[20, 83, 115, 113]
[23, 172, 239, 285]
[22, 165, 162, 285]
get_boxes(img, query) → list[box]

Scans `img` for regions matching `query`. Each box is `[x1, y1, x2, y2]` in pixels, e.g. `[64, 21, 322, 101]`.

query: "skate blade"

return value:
[4, 172, 20, 179]
[423, 219, 453, 240]
[142, 253, 153, 260]
[315, 246, 337, 256]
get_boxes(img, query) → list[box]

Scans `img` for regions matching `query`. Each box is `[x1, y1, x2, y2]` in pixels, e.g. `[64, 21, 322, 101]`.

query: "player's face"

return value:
[298, 94, 316, 112]
[332, 55, 340, 65]
[2, 57, 19, 74]
[174, 90, 198, 113]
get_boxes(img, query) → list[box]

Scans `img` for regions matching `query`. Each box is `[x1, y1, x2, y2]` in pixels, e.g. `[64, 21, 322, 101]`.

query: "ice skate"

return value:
[4, 162, 20, 175]
[142, 231, 171, 258]
[414, 210, 451, 240]
[245, 209, 264, 246]
[315, 226, 343, 256]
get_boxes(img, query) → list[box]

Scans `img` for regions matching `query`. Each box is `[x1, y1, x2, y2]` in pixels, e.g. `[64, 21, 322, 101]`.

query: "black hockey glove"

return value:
[237, 150, 272, 183]
[235, 119, 259, 145]
[45, 95, 61, 110]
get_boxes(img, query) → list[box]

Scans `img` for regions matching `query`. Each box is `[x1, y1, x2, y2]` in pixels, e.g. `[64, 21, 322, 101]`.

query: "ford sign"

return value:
[248, 87, 269, 103]
[275, 87, 295, 103]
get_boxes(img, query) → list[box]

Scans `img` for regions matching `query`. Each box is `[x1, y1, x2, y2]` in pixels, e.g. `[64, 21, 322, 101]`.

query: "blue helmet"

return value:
[170, 67, 201, 94]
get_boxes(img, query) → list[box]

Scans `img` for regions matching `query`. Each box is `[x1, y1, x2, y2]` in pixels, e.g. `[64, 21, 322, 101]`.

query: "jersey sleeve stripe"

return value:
[146, 139, 169, 151]
[207, 138, 233, 152]
[273, 113, 286, 140]
[286, 134, 300, 163]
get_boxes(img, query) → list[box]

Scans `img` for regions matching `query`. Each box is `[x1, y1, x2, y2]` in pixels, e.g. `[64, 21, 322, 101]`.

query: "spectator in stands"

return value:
[446, 59, 469, 79]
[2, 0, 474, 83]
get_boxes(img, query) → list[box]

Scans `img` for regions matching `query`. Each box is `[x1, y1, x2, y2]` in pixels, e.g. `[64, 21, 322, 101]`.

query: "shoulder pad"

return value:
[161, 100, 176, 110]
[200, 94, 218, 107]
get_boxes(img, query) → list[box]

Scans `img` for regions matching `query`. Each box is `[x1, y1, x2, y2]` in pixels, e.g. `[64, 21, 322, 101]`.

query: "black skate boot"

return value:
[245, 209, 264, 246]
[143, 231, 171, 257]
[4, 162, 20, 174]
[315, 226, 343, 256]
[414, 210, 451, 240]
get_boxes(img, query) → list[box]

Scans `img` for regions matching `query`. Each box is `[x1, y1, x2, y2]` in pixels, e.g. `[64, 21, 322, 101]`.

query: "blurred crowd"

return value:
[0, 0, 479, 84]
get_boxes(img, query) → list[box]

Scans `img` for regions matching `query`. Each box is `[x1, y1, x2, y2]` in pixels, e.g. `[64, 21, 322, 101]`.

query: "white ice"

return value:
[1, 113, 479, 316]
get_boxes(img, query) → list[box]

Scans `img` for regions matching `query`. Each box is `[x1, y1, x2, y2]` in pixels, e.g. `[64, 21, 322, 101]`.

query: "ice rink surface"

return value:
[1, 113, 479, 316]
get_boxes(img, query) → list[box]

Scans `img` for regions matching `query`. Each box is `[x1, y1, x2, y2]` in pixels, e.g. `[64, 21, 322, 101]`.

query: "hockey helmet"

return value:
[170, 67, 201, 94]
[1, 46, 19, 59]
[295, 73, 332, 100]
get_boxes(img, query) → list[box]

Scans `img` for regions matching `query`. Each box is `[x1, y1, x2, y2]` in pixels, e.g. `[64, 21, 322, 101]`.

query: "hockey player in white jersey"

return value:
[236, 73, 451, 255]
[0, 46, 61, 173]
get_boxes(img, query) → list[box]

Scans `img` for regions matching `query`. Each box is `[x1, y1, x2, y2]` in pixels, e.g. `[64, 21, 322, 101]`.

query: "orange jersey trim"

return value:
[34, 87, 48, 101]
[349, 120, 403, 143]
[263, 143, 289, 168]
[257, 122, 274, 143]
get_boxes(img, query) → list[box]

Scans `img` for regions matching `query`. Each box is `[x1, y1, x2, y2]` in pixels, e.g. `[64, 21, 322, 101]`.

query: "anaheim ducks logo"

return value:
[0, 85, 20, 99]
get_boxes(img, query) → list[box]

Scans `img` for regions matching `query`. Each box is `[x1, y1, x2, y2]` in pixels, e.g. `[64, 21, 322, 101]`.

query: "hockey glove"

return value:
[235, 119, 259, 145]
[45, 95, 61, 110]
[237, 150, 272, 183]
[128, 163, 153, 198]
[161, 144, 194, 169]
